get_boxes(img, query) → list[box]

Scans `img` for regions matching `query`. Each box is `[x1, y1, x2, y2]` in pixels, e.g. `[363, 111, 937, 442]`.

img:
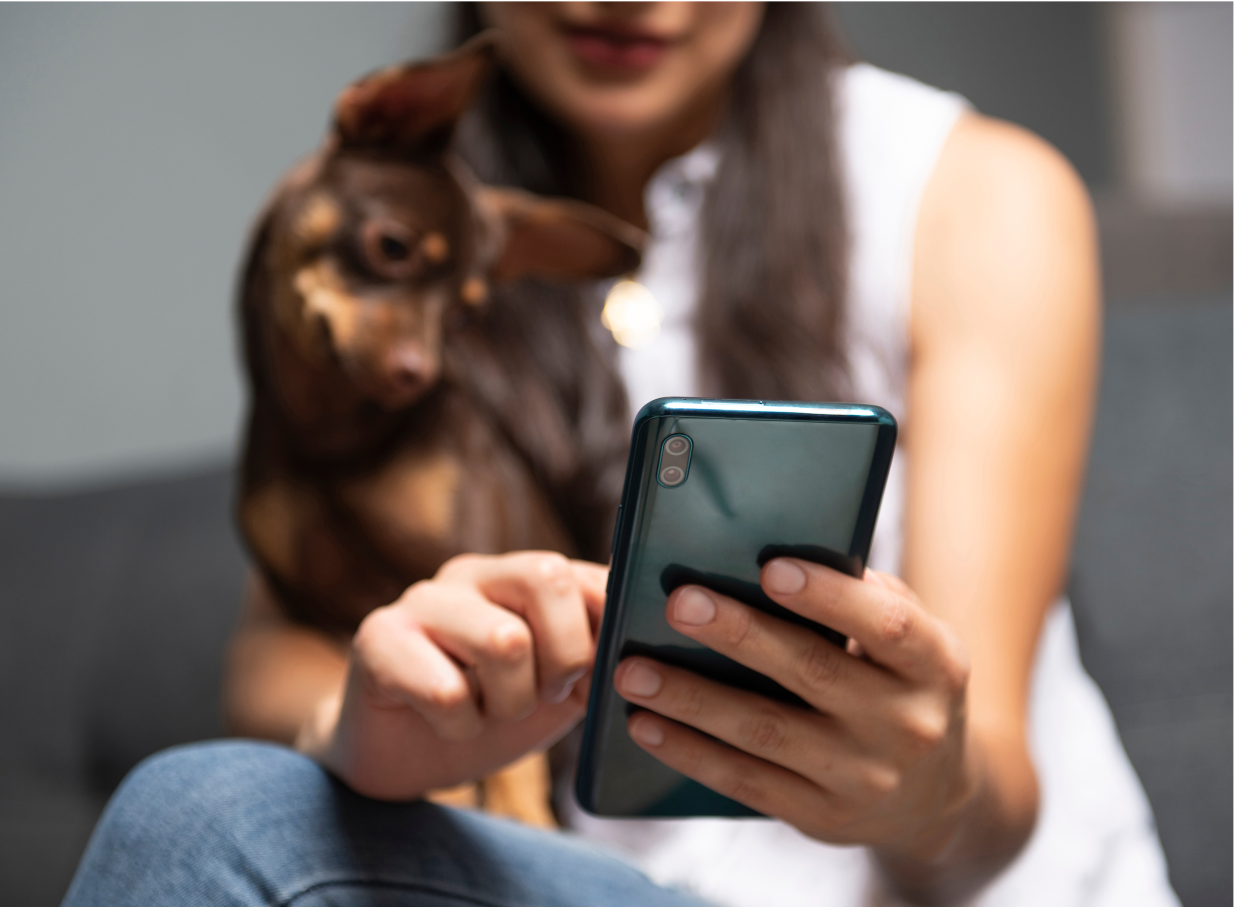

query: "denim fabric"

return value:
[61, 741, 714, 907]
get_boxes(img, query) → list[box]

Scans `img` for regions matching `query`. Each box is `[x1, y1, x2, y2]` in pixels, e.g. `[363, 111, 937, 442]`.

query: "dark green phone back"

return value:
[576, 398, 897, 818]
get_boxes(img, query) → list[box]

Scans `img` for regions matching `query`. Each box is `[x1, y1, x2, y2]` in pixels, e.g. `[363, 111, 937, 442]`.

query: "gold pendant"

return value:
[601, 279, 662, 349]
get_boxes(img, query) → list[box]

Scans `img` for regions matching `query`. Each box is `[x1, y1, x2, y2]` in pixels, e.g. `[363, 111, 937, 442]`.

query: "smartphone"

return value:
[575, 397, 897, 818]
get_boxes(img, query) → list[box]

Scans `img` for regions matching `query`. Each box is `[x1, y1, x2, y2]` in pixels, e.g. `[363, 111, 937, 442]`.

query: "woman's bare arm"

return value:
[884, 111, 1100, 900]
[224, 574, 349, 745]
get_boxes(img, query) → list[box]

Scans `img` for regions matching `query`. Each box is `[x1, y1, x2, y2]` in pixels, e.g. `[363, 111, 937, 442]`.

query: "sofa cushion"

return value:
[0, 467, 246, 906]
[1070, 293, 1233, 907]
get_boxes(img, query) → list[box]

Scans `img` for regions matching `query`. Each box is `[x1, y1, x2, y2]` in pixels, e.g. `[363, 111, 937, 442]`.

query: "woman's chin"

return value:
[559, 91, 699, 146]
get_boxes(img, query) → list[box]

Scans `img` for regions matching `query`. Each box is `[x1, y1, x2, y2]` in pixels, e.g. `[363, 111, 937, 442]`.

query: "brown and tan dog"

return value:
[237, 35, 639, 825]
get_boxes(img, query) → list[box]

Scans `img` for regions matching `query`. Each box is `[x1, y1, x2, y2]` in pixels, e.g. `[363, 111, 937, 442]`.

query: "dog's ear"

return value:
[333, 32, 497, 154]
[473, 187, 645, 288]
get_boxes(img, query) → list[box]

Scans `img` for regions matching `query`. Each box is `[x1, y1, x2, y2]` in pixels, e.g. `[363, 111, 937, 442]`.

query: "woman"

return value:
[64, 4, 1175, 906]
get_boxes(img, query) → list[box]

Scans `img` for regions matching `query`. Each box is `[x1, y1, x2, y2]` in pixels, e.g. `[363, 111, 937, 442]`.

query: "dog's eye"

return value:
[361, 218, 418, 278]
[379, 234, 410, 261]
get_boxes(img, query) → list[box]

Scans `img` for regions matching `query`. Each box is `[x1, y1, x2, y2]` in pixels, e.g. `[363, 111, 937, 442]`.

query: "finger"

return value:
[664, 584, 897, 715]
[403, 582, 540, 722]
[569, 559, 610, 631]
[352, 607, 483, 742]
[624, 710, 840, 836]
[761, 559, 955, 684]
[616, 656, 857, 791]
[442, 552, 595, 702]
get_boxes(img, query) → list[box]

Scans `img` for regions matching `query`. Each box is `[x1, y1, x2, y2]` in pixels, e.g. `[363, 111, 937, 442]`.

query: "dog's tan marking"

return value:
[421, 230, 449, 264]
[293, 194, 341, 246]
[460, 276, 488, 306]
[243, 481, 302, 579]
[340, 449, 461, 545]
[294, 261, 361, 348]
[390, 452, 460, 539]
[426, 781, 481, 810]
[479, 752, 557, 828]
[425, 755, 556, 828]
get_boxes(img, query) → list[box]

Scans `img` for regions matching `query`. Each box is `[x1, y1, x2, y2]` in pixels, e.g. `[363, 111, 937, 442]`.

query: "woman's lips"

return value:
[565, 26, 670, 74]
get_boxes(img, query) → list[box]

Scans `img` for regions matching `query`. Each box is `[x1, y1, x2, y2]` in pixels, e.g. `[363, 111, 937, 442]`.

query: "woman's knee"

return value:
[64, 741, 326, 906]
[96, 741, 321, 851]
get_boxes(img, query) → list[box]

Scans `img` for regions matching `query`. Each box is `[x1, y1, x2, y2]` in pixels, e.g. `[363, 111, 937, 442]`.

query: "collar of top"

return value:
[643, 141, 721, 240]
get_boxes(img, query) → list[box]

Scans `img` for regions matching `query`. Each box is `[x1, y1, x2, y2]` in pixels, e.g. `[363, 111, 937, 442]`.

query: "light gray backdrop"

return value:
[0, 3, 447, 487]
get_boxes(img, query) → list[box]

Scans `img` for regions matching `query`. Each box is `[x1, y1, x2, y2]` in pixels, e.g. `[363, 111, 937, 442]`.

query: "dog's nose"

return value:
[385, 347, 436, 398]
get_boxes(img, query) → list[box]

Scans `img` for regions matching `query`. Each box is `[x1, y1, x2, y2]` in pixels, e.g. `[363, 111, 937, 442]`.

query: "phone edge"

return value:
[574, 397, 897, 815]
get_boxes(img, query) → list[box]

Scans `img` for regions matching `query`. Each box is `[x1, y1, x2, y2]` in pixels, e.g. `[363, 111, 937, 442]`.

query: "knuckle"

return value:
[860, 764, 900, 800]
[902, 706, 948, 754]
[424, 678, 470, 713]
[533, 550, 571, 576]
[798, 638, 842, 692]
[740, 708, 789, 756]
[485, 620, 532, 663]
[721, 603, 758, 649]
[724, 768, 768, 809]
[675, 682, 707, 721]
[534, 552, 574, 596]
[675, 736, 706, 778]
[878, 597, 914, 644]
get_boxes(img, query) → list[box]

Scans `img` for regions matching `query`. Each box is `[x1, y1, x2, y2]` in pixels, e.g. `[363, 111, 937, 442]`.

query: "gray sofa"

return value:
[1, 294, 1229, 906]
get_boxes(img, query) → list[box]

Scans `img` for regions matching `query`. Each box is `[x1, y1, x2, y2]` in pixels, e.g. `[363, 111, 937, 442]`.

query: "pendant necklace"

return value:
[601, 279, 662, 349]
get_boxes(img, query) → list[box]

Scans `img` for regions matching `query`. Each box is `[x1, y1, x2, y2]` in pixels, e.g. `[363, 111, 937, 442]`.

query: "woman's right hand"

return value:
[297, 551, 607, 801]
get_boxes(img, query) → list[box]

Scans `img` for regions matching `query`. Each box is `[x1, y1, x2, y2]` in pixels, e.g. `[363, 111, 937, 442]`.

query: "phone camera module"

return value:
[660, 465, 685, 486]
[658, 434, 692, 487]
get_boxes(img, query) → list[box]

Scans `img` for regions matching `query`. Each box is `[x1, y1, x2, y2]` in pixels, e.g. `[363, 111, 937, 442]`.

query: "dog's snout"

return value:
[386, 347, 436, 396]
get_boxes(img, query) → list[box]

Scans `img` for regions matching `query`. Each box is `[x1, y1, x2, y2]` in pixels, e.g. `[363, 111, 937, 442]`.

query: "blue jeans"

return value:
[62, 741, 713, 907]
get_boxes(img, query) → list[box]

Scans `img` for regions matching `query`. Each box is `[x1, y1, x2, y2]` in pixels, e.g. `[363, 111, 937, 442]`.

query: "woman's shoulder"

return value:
[836, 62, 1087, 217]
[834, 63, 969, 170]
[914, 109, 1098, 343]
[833, 64, 973, 337]
[836, 63, 968, 122]
[832, 63, 970, 249]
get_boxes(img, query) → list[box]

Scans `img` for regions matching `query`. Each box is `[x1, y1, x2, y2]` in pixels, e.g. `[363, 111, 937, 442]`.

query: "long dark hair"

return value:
[452, 3, 851, 402]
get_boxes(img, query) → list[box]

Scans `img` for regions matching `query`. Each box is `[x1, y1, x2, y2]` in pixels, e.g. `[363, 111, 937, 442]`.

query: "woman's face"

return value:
[481, 2, 765, 141]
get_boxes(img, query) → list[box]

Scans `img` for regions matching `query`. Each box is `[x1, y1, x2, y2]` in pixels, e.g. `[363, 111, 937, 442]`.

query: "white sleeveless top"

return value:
[562, 64, 1179, 907]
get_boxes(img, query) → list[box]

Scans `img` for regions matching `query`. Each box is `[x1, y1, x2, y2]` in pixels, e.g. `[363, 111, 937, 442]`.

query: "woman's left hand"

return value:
[614, 558, 976, 859]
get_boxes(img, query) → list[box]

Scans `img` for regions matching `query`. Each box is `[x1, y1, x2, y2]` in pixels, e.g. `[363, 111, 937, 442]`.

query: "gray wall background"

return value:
[0, 2, 1229, 488]
[835, 2, 1114, 186]
[0, 3, 447, 487]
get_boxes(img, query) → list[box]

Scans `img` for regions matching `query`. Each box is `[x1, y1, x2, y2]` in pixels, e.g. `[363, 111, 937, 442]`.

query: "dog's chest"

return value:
[333, 396, 577, 569]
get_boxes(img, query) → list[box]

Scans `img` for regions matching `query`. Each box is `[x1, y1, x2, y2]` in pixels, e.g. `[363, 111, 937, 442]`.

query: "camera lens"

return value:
[660, 465, 685, 486]
[666, 437, 688, 456]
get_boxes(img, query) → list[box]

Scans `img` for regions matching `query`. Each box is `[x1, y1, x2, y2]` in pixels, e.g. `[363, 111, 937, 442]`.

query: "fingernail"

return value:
[544, 681, 576, 704]
[673, 587, 716, 626]
[630, 716, 664, 746]
[765, 559, 807, 594]
[619, 662, 662, 698]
